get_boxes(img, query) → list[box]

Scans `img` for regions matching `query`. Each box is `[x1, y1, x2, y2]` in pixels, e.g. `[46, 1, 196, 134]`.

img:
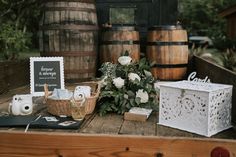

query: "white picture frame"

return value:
[30, 57, 65, 96]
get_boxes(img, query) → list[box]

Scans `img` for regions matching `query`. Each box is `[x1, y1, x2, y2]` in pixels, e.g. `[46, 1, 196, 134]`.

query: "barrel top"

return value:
[148, 25, 183, 31]
[102, 26, 138, 31]
[42, 0, 95, 3]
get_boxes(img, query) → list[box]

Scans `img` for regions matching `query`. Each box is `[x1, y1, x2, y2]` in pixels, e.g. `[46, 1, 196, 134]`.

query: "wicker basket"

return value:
[44, 81, 100, 116]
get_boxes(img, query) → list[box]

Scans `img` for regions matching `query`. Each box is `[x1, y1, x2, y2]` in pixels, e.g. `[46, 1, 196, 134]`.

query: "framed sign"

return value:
[30, 57, 65, 96]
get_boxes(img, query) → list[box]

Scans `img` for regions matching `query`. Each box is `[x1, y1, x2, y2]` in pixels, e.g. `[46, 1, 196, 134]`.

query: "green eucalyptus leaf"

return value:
[135, 97, 141, 105]
[130, 98, 135, 106]
[114, 96, 119, 104]
[127, 90, 135, 97]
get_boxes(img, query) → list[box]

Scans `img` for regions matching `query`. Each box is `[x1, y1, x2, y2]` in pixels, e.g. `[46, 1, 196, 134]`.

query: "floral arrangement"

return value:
[98, 54, 158, 115]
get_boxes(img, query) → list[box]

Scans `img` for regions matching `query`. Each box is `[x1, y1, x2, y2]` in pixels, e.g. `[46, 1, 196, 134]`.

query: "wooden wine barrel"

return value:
[39, 0, 98, 82]
[100, 26, 140, 64]
[146, 25, 189, 80]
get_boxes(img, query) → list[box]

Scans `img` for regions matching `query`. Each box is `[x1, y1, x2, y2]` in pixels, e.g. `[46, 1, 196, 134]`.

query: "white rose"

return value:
[118, 56, 132, 65]
[128, 73, 141, 82]
[136, 89, 149, 103]
[113, 77, 125, 89]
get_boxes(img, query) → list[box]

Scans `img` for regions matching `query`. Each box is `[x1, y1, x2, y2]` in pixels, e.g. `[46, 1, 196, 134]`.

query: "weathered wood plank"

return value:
[0, 86, 29, 101]
[0, 60, 29, 92]
[80, 113, 123, 134]
[193, 55, 236, 123]
[213, 127, 236, 140]
[0, 131, 236, 157]
[79, 112, 97, 131]
[0, 64, 7, 94]
[120, 112, 157, 136]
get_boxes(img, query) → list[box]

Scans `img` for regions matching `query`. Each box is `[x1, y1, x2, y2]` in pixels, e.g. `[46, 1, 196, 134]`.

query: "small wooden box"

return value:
[124, 112, 148, 122]
[124, 107, 152, 122]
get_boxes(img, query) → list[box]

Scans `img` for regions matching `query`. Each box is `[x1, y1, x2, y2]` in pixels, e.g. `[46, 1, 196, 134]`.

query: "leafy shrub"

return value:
[212, 36, 236, 51]
[0, 23, 31, 60]
[221, 49, 236, 72]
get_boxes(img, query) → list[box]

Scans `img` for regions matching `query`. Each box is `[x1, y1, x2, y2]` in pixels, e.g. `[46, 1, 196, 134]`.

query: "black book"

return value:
[0, 115, 83, 130]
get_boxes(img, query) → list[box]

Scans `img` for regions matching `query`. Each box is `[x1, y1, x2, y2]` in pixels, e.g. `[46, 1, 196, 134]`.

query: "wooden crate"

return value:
[192, 55, 236, 124]
[0, 55, 235, 157]
[0, 131, 235, 157]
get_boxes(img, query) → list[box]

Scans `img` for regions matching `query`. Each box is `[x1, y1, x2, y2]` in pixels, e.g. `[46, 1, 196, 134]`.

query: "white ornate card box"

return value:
[159, 81, 233, 137]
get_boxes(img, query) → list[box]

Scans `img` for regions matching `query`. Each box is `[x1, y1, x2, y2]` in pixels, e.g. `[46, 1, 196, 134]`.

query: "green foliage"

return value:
[0, 23, 31, 60]
[221, 49, 236, 72]
[178, 0, 235, 38]
[213, 36, 236, 51]
[110, 8, 135, 24]
[0, 0, 42, 59]
[0, 0, 42, 29]
[189, 45, 236, 73]
[179, 0, 236, 73]
[98, 56, 158, 116]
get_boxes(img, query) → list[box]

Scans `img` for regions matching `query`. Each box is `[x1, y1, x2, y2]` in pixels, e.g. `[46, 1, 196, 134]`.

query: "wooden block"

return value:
[124, 112, 147, 122]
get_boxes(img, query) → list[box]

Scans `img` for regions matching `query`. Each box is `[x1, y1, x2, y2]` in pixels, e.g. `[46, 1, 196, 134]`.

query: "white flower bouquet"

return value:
[98, 54, 158, 115]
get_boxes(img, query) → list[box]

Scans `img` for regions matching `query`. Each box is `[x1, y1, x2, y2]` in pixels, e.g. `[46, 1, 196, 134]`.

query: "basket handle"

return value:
[43, 84, 51, 103]
[95, 81, 101, 97]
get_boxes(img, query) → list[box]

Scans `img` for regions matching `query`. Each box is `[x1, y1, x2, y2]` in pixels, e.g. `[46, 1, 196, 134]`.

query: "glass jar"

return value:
[70, 98, 86, 121]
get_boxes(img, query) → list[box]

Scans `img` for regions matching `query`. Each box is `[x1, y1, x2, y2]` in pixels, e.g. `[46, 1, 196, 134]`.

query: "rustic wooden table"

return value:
[0, 85, 236, 157]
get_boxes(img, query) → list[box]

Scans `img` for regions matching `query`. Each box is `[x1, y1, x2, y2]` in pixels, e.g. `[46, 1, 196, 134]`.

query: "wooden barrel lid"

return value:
[148, 25, 183, 31]
[102, 26, 138, 32]
[42, 0, 95, 3]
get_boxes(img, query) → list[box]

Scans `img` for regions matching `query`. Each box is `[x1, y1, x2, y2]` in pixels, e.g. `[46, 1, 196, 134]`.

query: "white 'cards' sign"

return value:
[187, 72, 211, 83]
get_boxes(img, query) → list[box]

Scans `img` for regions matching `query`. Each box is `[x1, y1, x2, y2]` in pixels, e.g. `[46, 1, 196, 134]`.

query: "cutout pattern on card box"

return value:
[159, 81, 232, 137]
